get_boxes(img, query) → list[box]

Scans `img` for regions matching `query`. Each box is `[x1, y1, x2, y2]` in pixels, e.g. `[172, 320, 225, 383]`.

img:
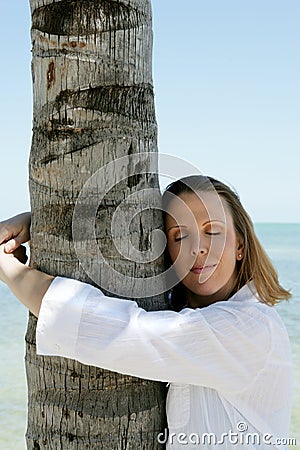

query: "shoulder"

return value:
[202, 284, 290, 351]
[197, 284, 280, 335]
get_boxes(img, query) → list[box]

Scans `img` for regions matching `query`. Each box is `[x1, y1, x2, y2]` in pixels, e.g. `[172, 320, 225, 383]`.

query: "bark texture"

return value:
[26, 0, 167, 448]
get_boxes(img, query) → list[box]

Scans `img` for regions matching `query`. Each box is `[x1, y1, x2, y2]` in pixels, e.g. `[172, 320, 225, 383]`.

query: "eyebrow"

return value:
[166, 225, 187, 232]
[166, 220, 225, 233]
[203, 220, 226, 226]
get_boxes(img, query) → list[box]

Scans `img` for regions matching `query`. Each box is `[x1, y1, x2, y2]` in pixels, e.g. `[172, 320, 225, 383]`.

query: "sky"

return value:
[0, 0, 299, 222]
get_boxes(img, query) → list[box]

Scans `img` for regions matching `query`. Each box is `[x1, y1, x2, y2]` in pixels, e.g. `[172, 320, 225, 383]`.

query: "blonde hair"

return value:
[162, 175, 291, 306]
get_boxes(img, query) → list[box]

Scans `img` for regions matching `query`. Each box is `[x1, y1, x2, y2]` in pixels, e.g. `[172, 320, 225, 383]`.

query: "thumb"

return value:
[4, 238, 21, 253]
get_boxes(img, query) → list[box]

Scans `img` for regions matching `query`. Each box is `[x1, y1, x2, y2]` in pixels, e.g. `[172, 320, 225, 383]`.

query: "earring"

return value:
[238, 254, 242, 259]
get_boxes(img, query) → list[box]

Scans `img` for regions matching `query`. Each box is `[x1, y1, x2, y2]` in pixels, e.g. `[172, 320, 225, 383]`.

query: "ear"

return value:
[236, 236, 245, 261]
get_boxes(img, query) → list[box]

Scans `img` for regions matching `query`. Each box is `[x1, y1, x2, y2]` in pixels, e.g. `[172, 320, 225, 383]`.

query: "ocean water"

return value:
[0, 223, 299, 449]
[254, 223, 300, 448]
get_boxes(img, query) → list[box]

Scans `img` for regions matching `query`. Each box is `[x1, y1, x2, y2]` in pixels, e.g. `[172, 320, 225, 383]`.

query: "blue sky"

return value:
[0, 1, 299, 222]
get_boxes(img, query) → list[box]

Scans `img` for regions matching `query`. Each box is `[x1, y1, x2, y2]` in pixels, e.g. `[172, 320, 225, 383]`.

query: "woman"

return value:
[0, 175, 293, 448]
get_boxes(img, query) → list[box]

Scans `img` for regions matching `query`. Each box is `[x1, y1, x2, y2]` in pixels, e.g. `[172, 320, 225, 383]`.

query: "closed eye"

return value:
[174, 235, 188, 242]
[206, 232, 221, 236]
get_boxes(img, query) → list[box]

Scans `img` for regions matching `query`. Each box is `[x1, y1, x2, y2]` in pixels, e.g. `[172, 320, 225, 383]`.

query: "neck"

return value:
[185, 280, 238, 309]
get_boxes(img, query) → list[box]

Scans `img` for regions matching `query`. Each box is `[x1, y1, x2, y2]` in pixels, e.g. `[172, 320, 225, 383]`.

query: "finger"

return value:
[0, 226, 10, 245]
[4, 238, 20, 253]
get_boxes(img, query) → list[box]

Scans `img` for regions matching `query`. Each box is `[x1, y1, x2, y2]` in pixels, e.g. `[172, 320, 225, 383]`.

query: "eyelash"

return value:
[174, 232, 220, 242]
[174, 236, 187, 242]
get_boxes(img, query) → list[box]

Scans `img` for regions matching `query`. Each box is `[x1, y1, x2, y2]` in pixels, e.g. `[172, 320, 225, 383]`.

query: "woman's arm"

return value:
[36, 277, 277, 390]
[0, 244, 54, 317]
[0, 244, 283, 390]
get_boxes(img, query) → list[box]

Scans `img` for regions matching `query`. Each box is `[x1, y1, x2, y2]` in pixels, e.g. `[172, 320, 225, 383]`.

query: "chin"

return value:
[186, 281, 218, 297]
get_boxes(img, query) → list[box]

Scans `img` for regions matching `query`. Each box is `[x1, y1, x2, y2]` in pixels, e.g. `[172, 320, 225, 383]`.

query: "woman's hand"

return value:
[0, 243, 54, 317]
[0, 212, 31, 253]
[0, 243, 25, 285]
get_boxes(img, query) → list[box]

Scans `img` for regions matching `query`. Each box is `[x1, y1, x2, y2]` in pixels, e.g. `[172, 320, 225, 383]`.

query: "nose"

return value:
[191, 237, 208, 256]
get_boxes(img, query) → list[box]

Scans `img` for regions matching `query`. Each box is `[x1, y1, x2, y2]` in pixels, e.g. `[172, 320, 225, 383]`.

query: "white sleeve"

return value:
[36, 276, 272, 392]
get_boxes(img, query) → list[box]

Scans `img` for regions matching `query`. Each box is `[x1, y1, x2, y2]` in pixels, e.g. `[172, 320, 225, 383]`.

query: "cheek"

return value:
[167, 242, 179, 263]
[208, 232, 236, 264]
[167, 241, 191, 268]
[221, 233, 237, 262]
[209, 235, 227, 259]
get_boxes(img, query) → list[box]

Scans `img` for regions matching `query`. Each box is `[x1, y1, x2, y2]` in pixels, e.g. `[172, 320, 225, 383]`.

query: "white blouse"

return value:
[36, 277, 293, 449]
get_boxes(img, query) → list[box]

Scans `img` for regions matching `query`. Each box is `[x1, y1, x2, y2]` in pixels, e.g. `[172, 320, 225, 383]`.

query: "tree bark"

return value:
[26, 0, 167, 448]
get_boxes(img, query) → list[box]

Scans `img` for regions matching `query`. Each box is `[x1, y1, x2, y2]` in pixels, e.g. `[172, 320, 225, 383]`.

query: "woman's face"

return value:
[165, 190, 244, 307]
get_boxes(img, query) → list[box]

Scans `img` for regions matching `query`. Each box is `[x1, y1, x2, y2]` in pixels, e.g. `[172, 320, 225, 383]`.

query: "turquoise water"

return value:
[255, 224, 300, 448]
[0, 223, 299, 449]
[0, 286, 27, 449]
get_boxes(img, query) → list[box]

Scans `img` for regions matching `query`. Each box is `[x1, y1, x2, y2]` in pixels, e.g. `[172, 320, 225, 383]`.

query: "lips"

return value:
[191, 264, 217, 274]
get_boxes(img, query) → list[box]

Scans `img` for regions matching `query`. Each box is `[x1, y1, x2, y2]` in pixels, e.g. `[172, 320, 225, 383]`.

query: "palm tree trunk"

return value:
[26, 0, 167, 447]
